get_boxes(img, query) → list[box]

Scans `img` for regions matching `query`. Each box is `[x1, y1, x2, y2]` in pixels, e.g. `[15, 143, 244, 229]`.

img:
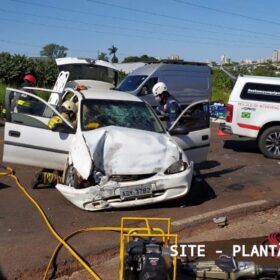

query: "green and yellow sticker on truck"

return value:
[241, 112, 251, 119]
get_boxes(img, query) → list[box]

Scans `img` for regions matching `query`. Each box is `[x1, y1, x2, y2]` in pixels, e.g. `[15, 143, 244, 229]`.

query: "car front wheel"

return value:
[258, 126, 280, 159]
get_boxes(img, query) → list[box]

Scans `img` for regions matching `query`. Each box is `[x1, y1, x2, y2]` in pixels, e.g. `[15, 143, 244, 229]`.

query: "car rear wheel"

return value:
[258, 126, 280, 159]
[64, 164, 80, 188]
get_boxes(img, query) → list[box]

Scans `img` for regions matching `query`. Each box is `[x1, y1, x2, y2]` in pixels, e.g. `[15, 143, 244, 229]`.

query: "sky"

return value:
[1, 0, 280, 63]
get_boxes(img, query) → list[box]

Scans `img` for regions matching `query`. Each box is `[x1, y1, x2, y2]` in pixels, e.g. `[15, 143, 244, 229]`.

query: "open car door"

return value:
[3, 88, 75, 170]
[169, 100, 210, 164]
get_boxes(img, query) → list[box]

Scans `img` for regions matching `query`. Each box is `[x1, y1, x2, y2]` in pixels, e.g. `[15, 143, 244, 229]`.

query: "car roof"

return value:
[129, 62, 210, 76]
[56, 57, 117, 71]
[239, 75, 280, 83]
[74, 88, 143, 102]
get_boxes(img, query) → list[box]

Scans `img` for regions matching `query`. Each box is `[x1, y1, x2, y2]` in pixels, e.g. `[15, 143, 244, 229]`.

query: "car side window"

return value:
[175, 102, 209, 132]
[240, 82, 280, 103]
[139, 77, 158, 96]
[6, 89, 69, 130]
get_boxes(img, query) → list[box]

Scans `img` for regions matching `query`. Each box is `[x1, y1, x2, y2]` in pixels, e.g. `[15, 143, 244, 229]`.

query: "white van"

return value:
[220, 75, 280, 159]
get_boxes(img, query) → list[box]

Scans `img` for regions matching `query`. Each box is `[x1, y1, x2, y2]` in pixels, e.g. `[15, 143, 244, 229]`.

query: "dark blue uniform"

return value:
[156, 96, 181, 128]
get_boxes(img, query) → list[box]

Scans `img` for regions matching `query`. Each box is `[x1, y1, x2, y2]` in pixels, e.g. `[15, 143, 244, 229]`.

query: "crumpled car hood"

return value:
[80, 126, 180, 177]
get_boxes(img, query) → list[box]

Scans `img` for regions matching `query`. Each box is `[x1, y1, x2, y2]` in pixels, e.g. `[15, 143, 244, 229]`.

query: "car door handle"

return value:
[9, 130, 21, 137]
[202, 135, 208, 141]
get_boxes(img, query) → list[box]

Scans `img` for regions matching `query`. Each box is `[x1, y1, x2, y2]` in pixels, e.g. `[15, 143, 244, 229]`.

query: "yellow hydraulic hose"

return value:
[0, 165, 177, 279]
[43, 227, 122, 280]
[0, 165, 102, 280]
[44, 226, 165, 279]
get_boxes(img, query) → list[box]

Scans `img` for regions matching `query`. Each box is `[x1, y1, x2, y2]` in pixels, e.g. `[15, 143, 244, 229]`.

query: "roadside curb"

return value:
[172, 199, 280, 231]
[29, 200, 280, 280]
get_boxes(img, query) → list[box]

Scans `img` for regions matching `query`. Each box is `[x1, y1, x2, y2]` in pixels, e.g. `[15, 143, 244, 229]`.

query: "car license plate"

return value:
[120, 184, 152, 200]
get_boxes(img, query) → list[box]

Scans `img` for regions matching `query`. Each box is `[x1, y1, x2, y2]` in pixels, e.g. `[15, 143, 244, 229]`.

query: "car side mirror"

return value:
[52, 123, 75, 134]
[169, 125, 189, 135]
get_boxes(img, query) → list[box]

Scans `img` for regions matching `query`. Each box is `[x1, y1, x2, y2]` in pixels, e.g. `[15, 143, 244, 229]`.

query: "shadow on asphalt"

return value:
[181, 177, 216, 207]
[196, 160, 221, 170]
[0, 182, 11, 190]
[200, 165, 246, 179]
[223, 139, 260, 154]
[0, 267, 7, 280]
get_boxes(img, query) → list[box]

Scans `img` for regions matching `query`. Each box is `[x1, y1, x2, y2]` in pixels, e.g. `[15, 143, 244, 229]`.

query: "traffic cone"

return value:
[217, 128, 230, 136]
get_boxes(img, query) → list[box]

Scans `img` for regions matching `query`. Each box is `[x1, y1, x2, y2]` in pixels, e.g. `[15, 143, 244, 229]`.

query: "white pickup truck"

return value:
[220, 75, 280, 159]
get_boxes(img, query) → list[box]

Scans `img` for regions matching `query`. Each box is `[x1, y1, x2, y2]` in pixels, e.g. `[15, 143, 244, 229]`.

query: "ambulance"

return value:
[220, 75, 280, 159]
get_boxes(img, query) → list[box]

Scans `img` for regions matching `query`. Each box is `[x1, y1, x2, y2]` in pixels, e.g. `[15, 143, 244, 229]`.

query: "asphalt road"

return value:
[0, 123, 280, 279]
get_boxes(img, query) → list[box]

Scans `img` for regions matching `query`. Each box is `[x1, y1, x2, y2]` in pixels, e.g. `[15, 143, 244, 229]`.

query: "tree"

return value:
[123, 55, 159, 63]
[98, 52, 109, 62]
[108, 45, 118, 63]
[40, 43, 68, 59]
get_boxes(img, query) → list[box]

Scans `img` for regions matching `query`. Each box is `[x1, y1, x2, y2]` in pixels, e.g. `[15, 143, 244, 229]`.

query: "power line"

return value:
[86, 0, 280, 37]
[0, 46, 37, 57]
[2, 8, 279, 47]
[0, 16, 276, 50]
[7, 0, 280, 40]
[172, 0, 280, 26]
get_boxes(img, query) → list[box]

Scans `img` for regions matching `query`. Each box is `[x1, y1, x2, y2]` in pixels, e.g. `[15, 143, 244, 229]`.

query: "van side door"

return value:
[3, 88, 75, 170]
[169, 100, 210, 163]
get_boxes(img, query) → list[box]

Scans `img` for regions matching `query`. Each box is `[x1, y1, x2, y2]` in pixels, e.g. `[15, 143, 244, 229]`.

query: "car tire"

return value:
[64, 164, 80, 189]
[258, 126, 280, 159]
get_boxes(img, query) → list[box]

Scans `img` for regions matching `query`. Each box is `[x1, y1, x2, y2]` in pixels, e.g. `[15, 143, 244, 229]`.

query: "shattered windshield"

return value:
[117, 75, 147, 91]
[81, 99, 164, 133]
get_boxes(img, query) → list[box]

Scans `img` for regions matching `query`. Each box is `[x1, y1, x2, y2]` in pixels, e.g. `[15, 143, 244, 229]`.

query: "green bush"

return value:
[0, 82, 6, 107]
[0, 52, 58, 107]
[212, 68, 234, 103]
[0, 52, 58, 87]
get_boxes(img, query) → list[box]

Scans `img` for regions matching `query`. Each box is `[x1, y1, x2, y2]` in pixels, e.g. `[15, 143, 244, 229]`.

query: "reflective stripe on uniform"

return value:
[17, 100, 30, 107]
[43, 172, 62, 185]
[48, 116, 63, 129]
[169, 100, 177, 104]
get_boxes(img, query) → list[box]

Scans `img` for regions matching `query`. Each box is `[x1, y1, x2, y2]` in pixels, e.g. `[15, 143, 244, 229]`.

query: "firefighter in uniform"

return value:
[32, 100, 78, 188]
[152, 82, 181, 129]
[11, 74, 37, 113]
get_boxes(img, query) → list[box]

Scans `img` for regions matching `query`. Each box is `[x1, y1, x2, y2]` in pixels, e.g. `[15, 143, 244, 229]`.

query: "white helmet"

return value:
[152, 82, 167, 96]
[62, 100, 77, 114]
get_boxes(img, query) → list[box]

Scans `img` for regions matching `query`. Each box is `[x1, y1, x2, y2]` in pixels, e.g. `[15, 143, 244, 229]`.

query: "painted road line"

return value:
[172, 200, 268, 226]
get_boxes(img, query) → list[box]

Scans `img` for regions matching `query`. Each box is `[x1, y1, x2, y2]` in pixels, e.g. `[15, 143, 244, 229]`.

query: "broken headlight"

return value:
[93, 170, 104, 184]
[164, 160, 187, 175]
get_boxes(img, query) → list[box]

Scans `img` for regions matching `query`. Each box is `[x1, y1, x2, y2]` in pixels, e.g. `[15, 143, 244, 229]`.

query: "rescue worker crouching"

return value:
[152, 82, 181, 129]
[32, 101, 77, 189]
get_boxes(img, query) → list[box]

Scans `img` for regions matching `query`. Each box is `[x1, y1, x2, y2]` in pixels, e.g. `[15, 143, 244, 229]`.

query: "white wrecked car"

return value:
[3, 59, 210, 211]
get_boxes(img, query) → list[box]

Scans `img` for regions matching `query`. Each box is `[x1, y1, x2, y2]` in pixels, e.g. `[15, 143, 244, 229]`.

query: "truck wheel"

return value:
[258, 126, 280, 159]
[64, 164, 80, 189]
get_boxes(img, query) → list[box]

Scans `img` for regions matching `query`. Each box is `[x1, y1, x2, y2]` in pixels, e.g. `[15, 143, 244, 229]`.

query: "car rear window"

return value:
[59, 64, 118, 85]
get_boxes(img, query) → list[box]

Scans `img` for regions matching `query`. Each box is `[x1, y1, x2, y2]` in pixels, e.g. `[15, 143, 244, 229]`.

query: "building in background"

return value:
[220, 55, 231, 64]
[168, 54, 180, 60]
[272, 49, 280, 63]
